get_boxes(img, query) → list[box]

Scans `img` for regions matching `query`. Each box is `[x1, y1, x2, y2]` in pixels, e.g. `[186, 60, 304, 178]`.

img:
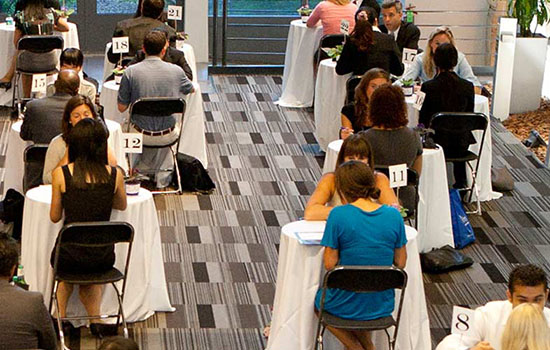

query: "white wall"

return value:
[185, 1, 208, 62]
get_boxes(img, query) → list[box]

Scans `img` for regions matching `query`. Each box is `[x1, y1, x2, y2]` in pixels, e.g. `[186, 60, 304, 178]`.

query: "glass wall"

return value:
[97, 0, 177, 15]
[209, 0, 322, 16]
[1, 0, 77, 15]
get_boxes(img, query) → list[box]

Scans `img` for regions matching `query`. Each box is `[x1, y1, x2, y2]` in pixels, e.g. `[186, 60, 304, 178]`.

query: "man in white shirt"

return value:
[436, 264, 550, 350]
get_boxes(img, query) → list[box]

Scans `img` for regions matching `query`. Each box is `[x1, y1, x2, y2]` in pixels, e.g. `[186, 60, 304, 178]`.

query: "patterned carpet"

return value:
[1, 74, 550, 349]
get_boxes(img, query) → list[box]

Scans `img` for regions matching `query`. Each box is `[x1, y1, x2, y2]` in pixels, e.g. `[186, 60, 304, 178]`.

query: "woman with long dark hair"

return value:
[314, 160, 407, 350]
[43, 95, 117, 184]
[336, 7, 403, 76]
[50, 118, 126, 337]
[0, 0, 69, 95]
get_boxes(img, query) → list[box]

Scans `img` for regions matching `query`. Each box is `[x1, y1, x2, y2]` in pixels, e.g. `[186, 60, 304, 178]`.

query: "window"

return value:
[1, 0, 77, 15]
[208, 0, 322, 16]
[97, 0, 177, 15]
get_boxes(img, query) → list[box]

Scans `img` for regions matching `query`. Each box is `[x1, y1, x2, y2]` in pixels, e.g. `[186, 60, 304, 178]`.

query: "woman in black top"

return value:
[335, 7, 403, 77]
[50, 118, 127, 335]
[340, 68, 390, 139]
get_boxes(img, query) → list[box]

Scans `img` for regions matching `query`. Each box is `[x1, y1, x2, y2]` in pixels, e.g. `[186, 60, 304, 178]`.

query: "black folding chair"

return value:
[49, 221, 134, 348]
[127, 97, 186, 194]
[23, 143, 48, 193]
[11, 35, 64, 115]
[315, 34, 345, 68]
[315, 266, 408, 350]
[430, 112, 489, 215]
[375, 167, 419, 228]
[345, 75, 362, 105]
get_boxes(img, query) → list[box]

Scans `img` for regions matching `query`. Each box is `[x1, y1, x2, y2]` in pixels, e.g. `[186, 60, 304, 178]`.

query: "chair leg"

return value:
[112, 282, 129, 338]
[465, 162, 481, 215]
[171, 146, 183, 194]
[53, 281, 68, 349]
[384, 328, 393, 350]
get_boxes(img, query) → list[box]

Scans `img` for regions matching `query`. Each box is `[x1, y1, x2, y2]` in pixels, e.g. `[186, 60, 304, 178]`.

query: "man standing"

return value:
[108, 0, 175, 63]
[0, 233, 57, 349]
[436, 264, 550, 350]
[379, 0, 420, 54]
[20, 69, 80, 144]
[117, 30, 194, 187]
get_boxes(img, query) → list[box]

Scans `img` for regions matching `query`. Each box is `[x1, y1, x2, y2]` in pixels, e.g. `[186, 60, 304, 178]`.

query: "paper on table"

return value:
[294, 231, 323, 245]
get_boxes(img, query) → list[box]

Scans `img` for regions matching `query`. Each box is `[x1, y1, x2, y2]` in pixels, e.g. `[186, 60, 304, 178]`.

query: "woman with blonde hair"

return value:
[501, 303, 550, 350]
[306, 0, 357, 36]
[397, 26, 481, 91]
[340, 68, 390, 139]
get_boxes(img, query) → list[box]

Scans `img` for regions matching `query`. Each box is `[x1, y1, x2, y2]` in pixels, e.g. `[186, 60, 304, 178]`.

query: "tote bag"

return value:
[449, 189, 475, 249]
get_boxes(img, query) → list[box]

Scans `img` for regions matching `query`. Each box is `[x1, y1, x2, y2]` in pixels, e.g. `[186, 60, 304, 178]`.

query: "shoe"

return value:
[0, 81, 11, 90]
[90, 322, 118, 338]
[52, 317, 74, 338]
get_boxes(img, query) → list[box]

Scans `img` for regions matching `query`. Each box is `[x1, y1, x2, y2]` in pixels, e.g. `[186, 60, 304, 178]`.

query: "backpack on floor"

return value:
[172, 153, 215, 194]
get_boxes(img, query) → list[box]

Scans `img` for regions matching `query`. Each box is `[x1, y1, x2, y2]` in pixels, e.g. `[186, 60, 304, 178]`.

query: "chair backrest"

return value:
[324, 265, 407, 293]
[56, 221, 134, 248]
[430, 112, 488, 134]
[129, 97, 186, 119]
[17, 35, 64, 53]
[345, 75, 362, 105]
[23, 144, 49, 193]
[319, 34, 345, 49]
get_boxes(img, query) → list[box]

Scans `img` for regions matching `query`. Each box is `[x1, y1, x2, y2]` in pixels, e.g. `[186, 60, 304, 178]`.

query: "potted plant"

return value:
[53, 7, 75, 18]
[125, 169, 146, 196]
[112, 67, 125, 85]
[401, 78, 414, 97]
[508, 0, 550, 114]
[297, 5, 313, 23]
[324, 44, 343, 61]
[174, 32, 189, 51]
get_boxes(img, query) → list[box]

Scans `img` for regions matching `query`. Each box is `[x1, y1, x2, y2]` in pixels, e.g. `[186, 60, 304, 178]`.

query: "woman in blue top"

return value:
[314, 160, 407, 350]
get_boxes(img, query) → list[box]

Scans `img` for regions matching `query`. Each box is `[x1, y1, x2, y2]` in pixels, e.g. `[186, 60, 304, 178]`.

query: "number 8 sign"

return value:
[451, 306, 475, 337]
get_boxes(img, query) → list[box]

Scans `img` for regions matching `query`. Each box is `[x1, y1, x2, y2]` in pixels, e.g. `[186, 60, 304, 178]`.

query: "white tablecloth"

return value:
[314, 59, 350, 151]
[322, 140, 453, 252]
[2, 119, 127, 199]
[100, 43, 208, 169]
[275, 20, 323, 108]
[0, 22, 79, 106]
[266, 221, 430, 350]
[20, 185, 174, 325]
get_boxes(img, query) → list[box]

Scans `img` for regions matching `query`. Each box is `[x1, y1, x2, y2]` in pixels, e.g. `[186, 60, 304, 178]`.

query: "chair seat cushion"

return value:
[444, 151, 478, 163]
[321, 311, 396, 330]
[56, 268, 123, 285]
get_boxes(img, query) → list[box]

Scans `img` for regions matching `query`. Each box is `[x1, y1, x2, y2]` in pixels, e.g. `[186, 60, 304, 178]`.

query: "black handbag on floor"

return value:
[0, 189, 25, 240]
[420, 245, 474, 273]
[172, 153, 215, 194]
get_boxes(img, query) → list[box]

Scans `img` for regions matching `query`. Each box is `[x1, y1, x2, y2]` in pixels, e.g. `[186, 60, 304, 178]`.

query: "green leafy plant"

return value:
[508, 0, 550, 37]
[112, 67, 125, 75]
[401, 78, 414, 87]
[54, 8, 75, 18]
[323, 45, 343, 60]
[176, 32, 189, 41]
[297, 6, 313, 16]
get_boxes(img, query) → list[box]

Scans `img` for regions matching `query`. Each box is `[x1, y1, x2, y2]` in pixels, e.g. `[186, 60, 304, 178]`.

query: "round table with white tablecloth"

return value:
[322, 140, 453, 253]
[0, 22, 80, 106]
[275, 20, 323, 108]
[314, 59, 350, 151]
[20, 185, 174, 326]
[266, 220, 430, 350]
[99, 43, 208, 169]
[2, 119, 127, 199]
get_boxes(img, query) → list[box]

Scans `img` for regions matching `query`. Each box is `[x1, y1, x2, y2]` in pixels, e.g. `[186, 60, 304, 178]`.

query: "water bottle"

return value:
[5, 16, 14, 26]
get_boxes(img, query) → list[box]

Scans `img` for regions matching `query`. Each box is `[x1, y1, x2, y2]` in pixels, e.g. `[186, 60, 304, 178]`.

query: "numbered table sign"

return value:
[167, 5, 183, 20]
[112, 36, 130, 54]
[388, 163, 407, 188]
[413, 90, 426, 110]
[340, 19, 350, 35]
[402, 48, 418, 65]
[451, 306, 475, 338]
[31, 74, 47, 93]
[122, 133, 143, 154]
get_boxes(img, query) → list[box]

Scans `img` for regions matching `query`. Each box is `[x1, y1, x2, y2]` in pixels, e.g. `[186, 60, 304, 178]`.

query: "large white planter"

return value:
[510, 36, 548, 114]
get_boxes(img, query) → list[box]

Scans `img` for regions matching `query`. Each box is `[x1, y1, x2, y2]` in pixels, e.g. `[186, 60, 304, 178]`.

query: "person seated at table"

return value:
[0, 0, 69, 95]
[20, 69, 80, 144]
[340, 68, 390, 139]
[128, 27, 193, 81]
[501, 303, 550, 350]
[50, 117, 127, 338]
[134, 0, 169, 24]
[304, 133, 398, 221]
[306, 0, 357, 36]
[108, 0, 175, 64]
[43, 95, 117, 184]
[118, 30, 194, 188]
[314, 160, 407, 350]
[419, 42, 474, 190]
[0, 232, 57, 350]
[15, 0, 60, 12]
[397, 26, 482, 93]
[336, 10, 403, 76]
[379, 0, 420, 54]
[436, 264, 550, 350]
[364, 84, 422, 175]
[355, 0, 380, 20]
[47, 48, 97, 102]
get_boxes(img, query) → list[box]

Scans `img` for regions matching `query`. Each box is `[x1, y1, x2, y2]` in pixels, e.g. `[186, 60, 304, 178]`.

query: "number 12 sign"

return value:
[122, 133, 143, 154]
